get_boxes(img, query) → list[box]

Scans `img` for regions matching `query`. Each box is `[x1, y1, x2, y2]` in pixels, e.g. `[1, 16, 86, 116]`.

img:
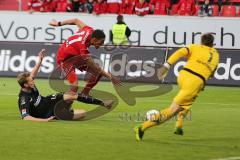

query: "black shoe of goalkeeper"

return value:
[174, 128, 184, 135]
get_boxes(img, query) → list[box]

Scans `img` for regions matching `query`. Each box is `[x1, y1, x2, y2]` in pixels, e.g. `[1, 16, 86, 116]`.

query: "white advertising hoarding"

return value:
[0, 11, 240, 49]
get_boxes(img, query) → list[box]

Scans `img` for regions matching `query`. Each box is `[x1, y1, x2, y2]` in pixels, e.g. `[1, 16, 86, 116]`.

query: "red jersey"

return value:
[28, 0, 43, 11]
[176, 0, 196, 15]
[55, 0, 68, 12]
[151, 0, 170, 15]
[107, 0, 122, 13]
[93, 0, 108, 14]
[135, 0, 150, 16]
[121, 0, 136, 14]
[57, 26, 93, 64]
[42, 0, 56, 12]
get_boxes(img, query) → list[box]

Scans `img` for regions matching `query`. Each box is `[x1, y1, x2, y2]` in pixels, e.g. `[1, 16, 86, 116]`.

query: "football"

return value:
[145, 109, 160, 122]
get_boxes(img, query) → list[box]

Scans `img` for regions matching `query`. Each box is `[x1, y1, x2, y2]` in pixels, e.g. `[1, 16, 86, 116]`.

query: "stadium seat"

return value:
[198, 0, 232, 2]
[221, 5, 236, 17]
[226, 0, 240, 2]
[0, 0, 19, 10]
[56, 1, 67, 12]
[21, 0, 29, 11]
[212, 5, 219, 16]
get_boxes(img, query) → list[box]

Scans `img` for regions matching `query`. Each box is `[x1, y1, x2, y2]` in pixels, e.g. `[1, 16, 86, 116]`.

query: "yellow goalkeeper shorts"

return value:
[174, 70, 205, 108]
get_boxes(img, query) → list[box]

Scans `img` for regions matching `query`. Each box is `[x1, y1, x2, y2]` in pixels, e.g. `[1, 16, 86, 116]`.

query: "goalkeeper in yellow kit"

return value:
[134, 33, 219, 141]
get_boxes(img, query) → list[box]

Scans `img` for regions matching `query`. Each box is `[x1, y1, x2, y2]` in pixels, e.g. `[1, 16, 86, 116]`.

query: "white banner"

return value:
[0, 11, 240, 49]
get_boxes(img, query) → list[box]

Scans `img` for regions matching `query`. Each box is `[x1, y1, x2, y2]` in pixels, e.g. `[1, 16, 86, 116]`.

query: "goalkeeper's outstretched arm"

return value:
[167, 47, 189, 65]
[158, 47, 189, 80]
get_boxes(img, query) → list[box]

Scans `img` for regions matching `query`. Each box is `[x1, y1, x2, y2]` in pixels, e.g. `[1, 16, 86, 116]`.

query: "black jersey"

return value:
[18, 86, 63, 119]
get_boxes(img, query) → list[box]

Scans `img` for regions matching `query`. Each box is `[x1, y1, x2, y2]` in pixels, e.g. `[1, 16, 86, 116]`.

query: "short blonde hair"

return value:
[17, 72, 31, 87]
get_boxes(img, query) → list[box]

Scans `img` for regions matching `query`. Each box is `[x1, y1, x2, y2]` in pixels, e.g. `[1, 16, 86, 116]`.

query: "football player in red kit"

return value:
[49, 18, 120, 96]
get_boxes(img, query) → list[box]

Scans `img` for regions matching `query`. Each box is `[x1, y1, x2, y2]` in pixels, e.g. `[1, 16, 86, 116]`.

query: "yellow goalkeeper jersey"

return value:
[167, 44, 219, 80]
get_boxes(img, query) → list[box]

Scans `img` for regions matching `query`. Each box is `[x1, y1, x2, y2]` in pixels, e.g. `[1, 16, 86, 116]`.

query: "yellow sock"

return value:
[141, 121, 158, 131]
[159, 107, 175, 122]
[175, 109, 189, 129]
[141, 107, 175, 131]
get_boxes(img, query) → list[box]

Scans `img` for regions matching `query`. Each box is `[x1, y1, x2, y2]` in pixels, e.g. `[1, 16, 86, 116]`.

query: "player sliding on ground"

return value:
[17, 49, 114, 122]
[134, 33, 219, 140]
[49, 18, 121, 96]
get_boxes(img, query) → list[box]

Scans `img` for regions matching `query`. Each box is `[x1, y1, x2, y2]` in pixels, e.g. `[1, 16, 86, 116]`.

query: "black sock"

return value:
[77, 94, 103, 105]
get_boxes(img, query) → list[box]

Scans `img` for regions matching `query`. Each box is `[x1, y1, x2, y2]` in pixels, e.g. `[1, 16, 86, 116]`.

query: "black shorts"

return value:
[44, 93, 64, 107]
[37, 93, 64, 118]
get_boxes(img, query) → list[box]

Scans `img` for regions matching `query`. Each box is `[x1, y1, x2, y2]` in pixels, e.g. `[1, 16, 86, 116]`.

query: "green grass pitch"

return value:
[0, 77, 239, 160]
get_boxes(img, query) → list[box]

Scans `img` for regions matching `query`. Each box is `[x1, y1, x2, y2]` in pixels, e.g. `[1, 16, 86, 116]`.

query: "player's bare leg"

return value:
[81, 74, 102, 96]
[69, 80, 79, 94]
[65, 79, 78, 111]
[72, 109, 86, 120]
[55, 92, 114, 121]
[80, 74, 114, 109]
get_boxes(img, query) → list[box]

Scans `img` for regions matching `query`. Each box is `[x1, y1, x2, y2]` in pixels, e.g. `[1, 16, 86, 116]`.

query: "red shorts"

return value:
[57, 54, 89, 84]
[66, 69, 78, 84]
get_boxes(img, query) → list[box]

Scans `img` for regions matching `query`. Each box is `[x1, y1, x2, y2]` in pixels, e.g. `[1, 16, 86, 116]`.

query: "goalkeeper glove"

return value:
[157, 63, 171, 81]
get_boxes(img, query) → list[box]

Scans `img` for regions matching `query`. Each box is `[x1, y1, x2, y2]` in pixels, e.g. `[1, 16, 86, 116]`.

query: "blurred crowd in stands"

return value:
[26, 0, 240, 16]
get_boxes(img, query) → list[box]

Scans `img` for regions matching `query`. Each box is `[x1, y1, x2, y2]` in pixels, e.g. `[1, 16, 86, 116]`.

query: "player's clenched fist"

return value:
[49, 19, 59, 27]
[38, 49, 45, 62]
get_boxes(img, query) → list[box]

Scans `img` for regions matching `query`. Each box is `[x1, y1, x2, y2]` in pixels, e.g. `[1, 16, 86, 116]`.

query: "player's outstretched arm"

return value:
[167, 47, 189, 65]
[49, 19, 86, 29]
[30, 49, 45, 78]
[157, 47, 189, 81]
[23, 115, 55, 122]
